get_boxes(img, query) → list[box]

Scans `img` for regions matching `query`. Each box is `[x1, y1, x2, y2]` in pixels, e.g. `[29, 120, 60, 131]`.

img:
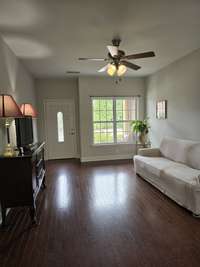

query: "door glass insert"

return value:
[57, 111, 64, 142]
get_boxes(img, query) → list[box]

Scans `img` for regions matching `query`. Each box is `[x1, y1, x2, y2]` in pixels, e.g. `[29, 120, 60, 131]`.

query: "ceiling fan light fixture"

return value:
[117, 64, 127, 76]
[107, 64, 116, 76]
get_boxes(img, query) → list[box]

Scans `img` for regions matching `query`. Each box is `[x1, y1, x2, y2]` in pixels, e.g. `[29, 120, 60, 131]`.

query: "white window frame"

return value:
[91, 96, 139, 146]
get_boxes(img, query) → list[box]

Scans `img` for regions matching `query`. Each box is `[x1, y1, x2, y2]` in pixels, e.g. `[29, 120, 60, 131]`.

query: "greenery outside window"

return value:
[92, 97, 139, 145]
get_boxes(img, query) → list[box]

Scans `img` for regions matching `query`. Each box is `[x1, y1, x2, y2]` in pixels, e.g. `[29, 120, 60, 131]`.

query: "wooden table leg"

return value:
[42, 175, 46, 189]
[29, 203, 37, 225]
[1, 206, 7, 228]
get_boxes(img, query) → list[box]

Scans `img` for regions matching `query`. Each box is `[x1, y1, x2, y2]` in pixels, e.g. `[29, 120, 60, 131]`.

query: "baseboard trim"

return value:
[81, 154, 134, 163]
[45, 153, 80, 161]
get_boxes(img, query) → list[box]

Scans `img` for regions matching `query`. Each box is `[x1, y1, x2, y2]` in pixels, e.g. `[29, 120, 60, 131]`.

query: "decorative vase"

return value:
[139, 132, 147, 145]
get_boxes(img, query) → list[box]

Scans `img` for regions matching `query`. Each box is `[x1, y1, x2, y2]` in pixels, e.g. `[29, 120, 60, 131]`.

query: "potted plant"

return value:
[131, 118, 150, 145]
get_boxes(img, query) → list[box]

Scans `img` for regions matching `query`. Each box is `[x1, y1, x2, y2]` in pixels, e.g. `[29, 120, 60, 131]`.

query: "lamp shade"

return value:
[107, 64, 116, 76]
[117, 64, 127, 76]
[20, 103, 37, 117]
[0, 94, 22, 118]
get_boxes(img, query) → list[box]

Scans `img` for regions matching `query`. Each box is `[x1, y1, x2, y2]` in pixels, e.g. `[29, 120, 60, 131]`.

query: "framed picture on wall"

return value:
[156, 100, 167, 119]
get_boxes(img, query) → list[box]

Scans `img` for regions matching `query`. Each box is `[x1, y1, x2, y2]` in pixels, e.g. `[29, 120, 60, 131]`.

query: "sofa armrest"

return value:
[138, 148, 161, 157]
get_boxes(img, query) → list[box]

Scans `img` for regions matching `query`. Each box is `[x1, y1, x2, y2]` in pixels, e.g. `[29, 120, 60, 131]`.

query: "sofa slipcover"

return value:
[134, 137, 200, 215]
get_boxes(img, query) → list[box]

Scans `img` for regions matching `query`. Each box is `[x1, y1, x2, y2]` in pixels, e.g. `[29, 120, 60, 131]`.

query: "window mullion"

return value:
[113, 98, 117, 144]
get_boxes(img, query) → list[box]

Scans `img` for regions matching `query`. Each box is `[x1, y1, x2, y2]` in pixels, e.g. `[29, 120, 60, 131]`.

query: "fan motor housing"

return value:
[118, 50, 125, 58]
[108, 50, 125, 60]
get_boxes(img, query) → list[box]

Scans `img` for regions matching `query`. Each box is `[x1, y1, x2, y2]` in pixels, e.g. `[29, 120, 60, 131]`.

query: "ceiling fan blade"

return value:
[123, 51, 155, 60]
[121, 60, 141, 70]
[107, 45, 118, 57]
[78, 58, 108, 61]
[98, 64, 110, 72]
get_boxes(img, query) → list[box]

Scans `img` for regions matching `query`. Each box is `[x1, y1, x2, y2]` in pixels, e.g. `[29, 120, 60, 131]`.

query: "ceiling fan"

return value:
[78, 38, 155, 77]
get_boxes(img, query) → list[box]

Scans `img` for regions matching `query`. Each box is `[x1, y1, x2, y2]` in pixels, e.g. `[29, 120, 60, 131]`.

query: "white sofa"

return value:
[134, 137, 200, 216]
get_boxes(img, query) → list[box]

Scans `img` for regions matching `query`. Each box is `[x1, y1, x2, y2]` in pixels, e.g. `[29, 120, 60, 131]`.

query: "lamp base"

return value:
[3, 143, 16, 157]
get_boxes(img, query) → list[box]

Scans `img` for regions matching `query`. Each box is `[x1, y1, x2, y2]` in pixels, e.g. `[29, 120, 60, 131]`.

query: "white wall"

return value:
[146, 48, 200, 147]
[0, 34, 37, 153]
[35, 78, 80, 156]
[79, 76, 146, 162]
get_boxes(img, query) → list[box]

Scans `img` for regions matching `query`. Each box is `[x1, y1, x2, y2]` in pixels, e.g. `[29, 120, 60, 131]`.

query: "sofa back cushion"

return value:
[160, 137, 200, 170]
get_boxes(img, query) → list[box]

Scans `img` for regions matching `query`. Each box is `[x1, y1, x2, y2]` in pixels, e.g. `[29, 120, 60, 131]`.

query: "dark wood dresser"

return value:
[0, 142, 46, 227]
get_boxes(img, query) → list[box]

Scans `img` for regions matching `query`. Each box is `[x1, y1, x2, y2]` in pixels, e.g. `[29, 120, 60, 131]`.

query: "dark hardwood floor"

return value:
[0, 159, 200, 267]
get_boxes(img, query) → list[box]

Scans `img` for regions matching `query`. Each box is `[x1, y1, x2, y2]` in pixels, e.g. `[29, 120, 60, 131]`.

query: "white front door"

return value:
[44, 99, 76, 159]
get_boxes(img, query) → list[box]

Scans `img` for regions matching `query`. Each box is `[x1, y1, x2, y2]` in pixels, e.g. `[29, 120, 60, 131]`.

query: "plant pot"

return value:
[139, 132, 147, 145]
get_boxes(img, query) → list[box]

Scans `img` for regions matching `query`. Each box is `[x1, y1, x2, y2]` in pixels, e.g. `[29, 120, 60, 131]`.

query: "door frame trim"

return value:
[44, 98, 77, 160]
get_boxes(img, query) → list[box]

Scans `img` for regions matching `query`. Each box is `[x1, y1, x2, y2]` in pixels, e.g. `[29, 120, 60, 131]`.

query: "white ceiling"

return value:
[0, 0, 200, 78]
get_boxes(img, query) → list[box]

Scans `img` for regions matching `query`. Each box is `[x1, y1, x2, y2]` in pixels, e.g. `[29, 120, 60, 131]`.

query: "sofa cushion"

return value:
[134, 155, 200, 185]
[160, 137, 200, 170]
[161, 162, 200, 185]
[134, 156, 176, 177]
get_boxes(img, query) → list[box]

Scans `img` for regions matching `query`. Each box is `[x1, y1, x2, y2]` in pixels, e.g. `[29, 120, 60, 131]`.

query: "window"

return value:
[92, 97, 138, 145]
[57, 111, 64, 142]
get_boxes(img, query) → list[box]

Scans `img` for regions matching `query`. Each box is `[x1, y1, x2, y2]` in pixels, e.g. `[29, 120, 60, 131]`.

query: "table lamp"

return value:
[0, 94, 23, 157]
[20, 103, 37, 117]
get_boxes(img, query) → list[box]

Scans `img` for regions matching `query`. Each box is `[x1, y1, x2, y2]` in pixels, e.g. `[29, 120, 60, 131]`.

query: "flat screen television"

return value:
[15, 117, 33, 148]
